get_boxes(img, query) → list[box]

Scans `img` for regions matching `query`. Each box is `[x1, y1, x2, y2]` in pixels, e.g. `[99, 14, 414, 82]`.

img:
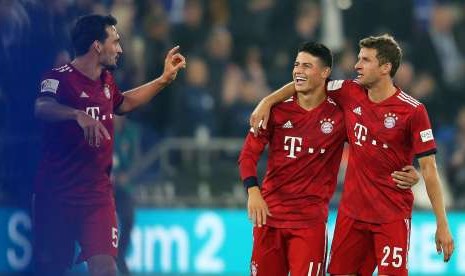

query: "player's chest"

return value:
[65, 81, 115, 122]
[271, 109, 344, 153]
[343, 99, 410, 147]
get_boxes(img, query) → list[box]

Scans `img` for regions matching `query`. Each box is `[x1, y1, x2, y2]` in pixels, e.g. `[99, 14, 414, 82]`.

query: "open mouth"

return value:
[295, 76, 308, 84]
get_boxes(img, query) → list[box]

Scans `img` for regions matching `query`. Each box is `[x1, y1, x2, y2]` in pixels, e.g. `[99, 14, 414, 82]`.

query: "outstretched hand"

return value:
[161, 45, 186, 83]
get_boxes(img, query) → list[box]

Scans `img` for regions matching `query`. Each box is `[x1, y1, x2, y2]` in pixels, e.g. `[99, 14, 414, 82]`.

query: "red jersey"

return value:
[239, 95, 346, 228]
[35, 63, 124, 205]
[327, 80, 437, 223]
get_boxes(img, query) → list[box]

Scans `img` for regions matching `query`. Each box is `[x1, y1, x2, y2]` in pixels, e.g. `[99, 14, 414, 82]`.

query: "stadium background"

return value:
[1, 0, 465, 275]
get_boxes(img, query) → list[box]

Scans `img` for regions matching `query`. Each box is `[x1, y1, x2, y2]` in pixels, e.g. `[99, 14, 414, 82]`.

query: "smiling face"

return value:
[354, 47, 391, 88]
[98, 26, 123, 70]
[293, 51, 330, 93]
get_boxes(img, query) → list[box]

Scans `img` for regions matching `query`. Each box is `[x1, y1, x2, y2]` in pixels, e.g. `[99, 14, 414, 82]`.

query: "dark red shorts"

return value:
[250, 222, 327, 276]
[328, 212, 411, 276]
[33, 194, 118, 268]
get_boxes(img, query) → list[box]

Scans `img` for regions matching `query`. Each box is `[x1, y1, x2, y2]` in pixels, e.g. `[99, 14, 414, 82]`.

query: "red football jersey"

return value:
[327, 80, 437, 223]
[239, 95, 346, 228]
[35, 63, 124, 205]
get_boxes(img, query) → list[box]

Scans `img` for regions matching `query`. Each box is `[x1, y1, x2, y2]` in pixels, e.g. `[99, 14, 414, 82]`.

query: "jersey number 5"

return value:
[112, 227, 118, 248]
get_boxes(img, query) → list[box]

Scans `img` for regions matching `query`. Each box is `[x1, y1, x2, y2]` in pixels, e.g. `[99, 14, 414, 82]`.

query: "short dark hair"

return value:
[359, 34, 402, 77]
[298, 41, 333, 69]
[71, 14, 117, 56]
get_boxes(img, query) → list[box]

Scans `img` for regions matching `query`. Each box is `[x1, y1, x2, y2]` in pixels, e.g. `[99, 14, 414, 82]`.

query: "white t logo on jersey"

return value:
[86, 106, 100, 120]
[284, 136, 302, 158]
[354, 123, 368, 146]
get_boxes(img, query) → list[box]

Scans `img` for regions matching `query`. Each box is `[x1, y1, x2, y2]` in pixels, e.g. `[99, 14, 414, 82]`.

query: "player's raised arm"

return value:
[418, 154, 454, 262]
[249, 82, 295, 136]
[116, 45, 186, 114]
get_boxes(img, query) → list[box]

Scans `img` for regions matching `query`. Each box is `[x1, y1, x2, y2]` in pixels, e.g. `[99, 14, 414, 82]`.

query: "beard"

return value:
[101, 55, 119, 71]
[104, 63, 118, 71]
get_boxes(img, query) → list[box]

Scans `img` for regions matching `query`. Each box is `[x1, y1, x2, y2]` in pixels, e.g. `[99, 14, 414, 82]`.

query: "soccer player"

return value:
[33, 15, 186, 276]
[239, 42, 345, 276]
[249, 34, 454, 275]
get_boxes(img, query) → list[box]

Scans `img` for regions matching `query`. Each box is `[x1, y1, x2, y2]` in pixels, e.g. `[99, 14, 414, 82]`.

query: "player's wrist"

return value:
[157, 74, 172, 86]
[73, 109, 85, 120]
[243, 176, 259, 192]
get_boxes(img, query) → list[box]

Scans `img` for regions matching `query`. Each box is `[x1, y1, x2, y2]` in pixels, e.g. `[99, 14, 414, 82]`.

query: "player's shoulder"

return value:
[40, 64, 73, 94]
[395, 90, 424, 110]
[327, 79, 361, 92]
[44, 64, 74, 79]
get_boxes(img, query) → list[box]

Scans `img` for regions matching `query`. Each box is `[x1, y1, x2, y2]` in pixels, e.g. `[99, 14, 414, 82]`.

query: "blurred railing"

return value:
[127, 136, 253, 208]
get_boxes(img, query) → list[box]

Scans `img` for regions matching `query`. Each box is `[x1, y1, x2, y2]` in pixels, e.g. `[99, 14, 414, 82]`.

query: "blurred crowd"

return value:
[1, 0, 465, 208]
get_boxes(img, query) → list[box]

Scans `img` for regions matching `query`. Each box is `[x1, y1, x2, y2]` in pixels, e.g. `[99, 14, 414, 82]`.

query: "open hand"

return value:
[76, 111, 110, 147]
[247, 187, 271, 227]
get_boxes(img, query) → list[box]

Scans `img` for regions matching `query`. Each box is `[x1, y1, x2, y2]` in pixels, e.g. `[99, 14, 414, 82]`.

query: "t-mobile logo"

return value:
[354, 123, 368, 146]
[284, 136, 302, 158]
[86, 106, 100, 120]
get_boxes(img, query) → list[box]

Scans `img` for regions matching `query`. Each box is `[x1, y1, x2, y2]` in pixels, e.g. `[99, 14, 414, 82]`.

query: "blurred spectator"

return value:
[332, 44, 357, 80]
[446, 106, 465, 208]
[173, 56, 217, 136]
[206, 0, 230, 27]
[394, 61, 447, 127]
[221, 46, 270, 137]
[413, 2, 465, 100]
[133, 3, 174, 132]
[205, 26, 235, 105]
[172, 0, 208, 55]
[111, 0, 145, 90]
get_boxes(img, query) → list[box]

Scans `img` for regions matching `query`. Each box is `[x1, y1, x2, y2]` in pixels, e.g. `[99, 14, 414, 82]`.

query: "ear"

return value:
[92, 41, 102, 54]
[322, 67, 331, 79]
[381, 62, 392, 75]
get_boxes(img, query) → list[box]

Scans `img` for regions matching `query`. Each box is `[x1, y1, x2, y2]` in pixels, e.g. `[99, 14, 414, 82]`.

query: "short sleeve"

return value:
[38, 73, 61, 99]
[410, 104, 437, 158]
[326, 79, 354, 106]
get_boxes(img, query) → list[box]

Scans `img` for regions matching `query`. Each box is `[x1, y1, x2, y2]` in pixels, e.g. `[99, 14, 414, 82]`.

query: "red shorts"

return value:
[33, 194, 118, 268]
[328, 212, 411, 276]
[250, 222, 328, 276]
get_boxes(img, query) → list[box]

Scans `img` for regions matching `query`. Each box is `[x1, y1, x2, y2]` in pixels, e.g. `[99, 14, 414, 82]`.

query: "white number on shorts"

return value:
[381, 246, 402, 268]
[112, 227, 118, 248]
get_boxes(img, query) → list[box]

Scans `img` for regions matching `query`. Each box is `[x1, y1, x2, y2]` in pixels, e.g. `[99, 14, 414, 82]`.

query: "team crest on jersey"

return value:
[251, 261, 258, 276]
[320, 118, 335, 134]
[384, 113, 398, 128]
[103, 84, 111, 99]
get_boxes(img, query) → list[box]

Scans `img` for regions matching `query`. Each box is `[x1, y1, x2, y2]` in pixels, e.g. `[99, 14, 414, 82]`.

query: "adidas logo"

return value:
[80, 91, 89, 98]
[353, 106, 362, 115]
[282, 120, 293, 129]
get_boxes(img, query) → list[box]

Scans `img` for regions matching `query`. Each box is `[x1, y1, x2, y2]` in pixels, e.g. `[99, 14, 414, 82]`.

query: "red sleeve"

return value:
[326, 79, 353, 105]
[238, 123, 272, 181]
[409, 104, 437, 157]
[38, 72, 62, 100]
[112, 85, 124, 111]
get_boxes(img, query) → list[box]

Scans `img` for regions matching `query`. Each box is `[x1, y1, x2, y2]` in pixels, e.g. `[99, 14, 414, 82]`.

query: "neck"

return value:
[296, 84, 326, 111]
[71, 55, 103, 81]
[367, 77, 397, 103]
